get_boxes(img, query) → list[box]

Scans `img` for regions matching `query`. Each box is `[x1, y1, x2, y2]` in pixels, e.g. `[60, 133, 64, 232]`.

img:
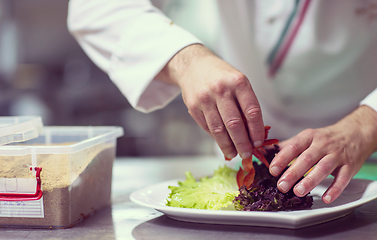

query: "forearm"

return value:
[68, 0, 159, 72]
[68, 0, 201, 112]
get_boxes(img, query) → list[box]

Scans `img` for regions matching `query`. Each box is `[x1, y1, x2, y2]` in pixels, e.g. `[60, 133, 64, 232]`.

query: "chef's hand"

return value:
[157, 44, 265, 159]
[269, 105, 377, 203]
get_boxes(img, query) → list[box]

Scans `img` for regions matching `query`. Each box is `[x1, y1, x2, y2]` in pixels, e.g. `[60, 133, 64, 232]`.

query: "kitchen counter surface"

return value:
[1, 156, 377, 240]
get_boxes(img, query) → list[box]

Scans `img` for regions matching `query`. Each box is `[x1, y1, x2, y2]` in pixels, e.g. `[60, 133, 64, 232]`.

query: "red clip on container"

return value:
[0, 116, 123, 228]
[0, 167, 43, 202]
[0, 116, 44, 201]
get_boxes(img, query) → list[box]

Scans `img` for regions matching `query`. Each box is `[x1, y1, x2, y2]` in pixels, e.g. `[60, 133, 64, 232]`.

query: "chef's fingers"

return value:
[217, 96, 254, 159]
[277, 139, 289, 149]
[188, 107, 210, 135]
[200, 103, 238, 159]
[292, 154, 338, 197]
[233, 77, 265, 148]
[269, 131, 313, 177]
[276, 144, 326, 193]
[188, 106, 237, 158]
[322, 166, 352, 204]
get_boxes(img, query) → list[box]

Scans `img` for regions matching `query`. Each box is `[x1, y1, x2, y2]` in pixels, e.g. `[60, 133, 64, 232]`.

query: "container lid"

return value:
[0, 116, 43, 145]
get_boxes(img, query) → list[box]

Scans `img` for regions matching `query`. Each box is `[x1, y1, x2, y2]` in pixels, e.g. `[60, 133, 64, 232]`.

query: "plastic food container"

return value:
[0, 116, 123, 228]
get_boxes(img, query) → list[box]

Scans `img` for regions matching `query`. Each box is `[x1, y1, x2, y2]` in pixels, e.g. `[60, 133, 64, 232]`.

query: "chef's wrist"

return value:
[349, 105, 377, 155]
[156, 43, 213, 87]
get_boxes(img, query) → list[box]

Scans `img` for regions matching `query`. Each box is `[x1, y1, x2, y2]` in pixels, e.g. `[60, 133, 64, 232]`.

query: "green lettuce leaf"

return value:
[166, 165, 239, 210]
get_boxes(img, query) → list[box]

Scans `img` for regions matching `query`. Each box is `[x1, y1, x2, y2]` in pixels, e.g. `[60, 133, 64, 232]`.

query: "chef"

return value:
[67, 0, 377, 203]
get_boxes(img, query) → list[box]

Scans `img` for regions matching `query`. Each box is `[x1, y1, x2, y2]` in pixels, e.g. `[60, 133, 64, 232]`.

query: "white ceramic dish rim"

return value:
[130, 178, 377, 229]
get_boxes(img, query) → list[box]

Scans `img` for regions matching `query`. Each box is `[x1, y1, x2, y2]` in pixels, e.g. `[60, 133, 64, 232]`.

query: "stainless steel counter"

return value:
[1, 156, 377, 240]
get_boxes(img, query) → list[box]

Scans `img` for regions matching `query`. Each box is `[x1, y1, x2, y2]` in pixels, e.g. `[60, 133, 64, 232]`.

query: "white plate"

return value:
[130, 178, 377, 229]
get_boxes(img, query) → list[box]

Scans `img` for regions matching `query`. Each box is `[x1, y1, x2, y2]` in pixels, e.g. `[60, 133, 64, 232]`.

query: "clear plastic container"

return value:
[0, 125, 123, 228]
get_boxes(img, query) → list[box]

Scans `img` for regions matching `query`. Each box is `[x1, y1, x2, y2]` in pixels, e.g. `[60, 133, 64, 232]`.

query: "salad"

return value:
[166, 126, 313, 211]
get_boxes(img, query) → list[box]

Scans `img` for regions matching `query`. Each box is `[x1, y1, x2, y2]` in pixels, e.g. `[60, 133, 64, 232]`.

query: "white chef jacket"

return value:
[67, 0, 377, 140]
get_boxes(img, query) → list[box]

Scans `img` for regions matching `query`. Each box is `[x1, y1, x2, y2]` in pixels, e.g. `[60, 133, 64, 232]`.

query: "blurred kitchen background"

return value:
[0, 0, 221, 157]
